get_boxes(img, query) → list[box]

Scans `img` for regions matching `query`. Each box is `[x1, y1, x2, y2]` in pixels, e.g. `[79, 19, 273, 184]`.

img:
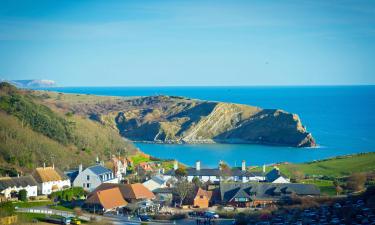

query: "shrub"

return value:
[18, 189, 28, 202]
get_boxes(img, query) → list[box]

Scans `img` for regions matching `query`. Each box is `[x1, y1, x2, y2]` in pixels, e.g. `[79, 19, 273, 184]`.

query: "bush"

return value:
[18, 189, 28, 201]
[50, 187, 86, 202]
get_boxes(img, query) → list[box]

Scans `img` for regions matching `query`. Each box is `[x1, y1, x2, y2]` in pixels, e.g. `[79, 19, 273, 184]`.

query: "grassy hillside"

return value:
[279, 152, 375, 178]
[0, 83, 138, 174]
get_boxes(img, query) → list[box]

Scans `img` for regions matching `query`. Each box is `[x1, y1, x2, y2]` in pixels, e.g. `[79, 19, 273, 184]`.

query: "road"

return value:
[17, 207, 234, 225]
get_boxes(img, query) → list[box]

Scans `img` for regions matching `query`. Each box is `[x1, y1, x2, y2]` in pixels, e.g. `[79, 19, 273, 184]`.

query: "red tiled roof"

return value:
[90, 183, 155, 201]
[86, 187, 127, 210]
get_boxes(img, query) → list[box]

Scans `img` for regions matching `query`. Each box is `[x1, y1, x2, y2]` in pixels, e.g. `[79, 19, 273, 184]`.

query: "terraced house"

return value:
[0, 175, 38, 200]
[165, 160, 264, 183]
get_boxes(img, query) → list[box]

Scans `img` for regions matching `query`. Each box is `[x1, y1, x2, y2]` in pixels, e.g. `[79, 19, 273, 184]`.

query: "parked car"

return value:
[204, 211, 219, 219]
[138, 215, 151, 222]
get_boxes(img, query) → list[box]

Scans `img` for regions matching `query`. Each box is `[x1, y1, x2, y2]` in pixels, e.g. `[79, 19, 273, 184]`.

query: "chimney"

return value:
[43, 162, 46, 169]
[17, 173, 20, 178]
[196, 161, 201, 171]
[173, 160, 178, 170]
[96, 156, 100, 164]
[52, 163, 55, 169]
[263, 164, 266, 173]
[79, 164, 83, 173]
[241, 160, 246, 171]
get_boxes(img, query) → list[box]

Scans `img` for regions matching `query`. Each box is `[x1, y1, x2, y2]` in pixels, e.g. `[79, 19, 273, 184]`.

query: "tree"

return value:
[174, 178, 194, 206]
[219, 162, 232, 181]
[18, 189, 27, 202]
[347, 173, 367, 192]
[175, 167, 187, 178]
[335, 185, 343, 196]
[192, 176, 202, 188]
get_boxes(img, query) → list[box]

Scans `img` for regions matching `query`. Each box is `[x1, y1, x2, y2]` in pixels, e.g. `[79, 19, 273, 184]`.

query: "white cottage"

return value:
[142, 175, 169, 191]
[73, 164, 118, 192]
[0, 175, 38, 199]
[32, 165, 71, 195]
[265, 168, 290, 183]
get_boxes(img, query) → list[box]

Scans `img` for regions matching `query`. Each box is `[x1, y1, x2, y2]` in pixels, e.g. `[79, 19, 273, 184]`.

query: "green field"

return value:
[279, 152, 375, 177]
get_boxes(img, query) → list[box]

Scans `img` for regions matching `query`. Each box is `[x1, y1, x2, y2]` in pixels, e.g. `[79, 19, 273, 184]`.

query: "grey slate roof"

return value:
[151, 176, 166, 185]
[265, 168, 288, 182]
[165, 167, 263, 178]
[220, 182, 320, 202]
[0, 176, 38, 190]
[88, 165, 112, 175]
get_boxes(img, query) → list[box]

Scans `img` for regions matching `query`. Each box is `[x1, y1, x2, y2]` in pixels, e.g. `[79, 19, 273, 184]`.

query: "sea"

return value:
[37, 86, 375, 167]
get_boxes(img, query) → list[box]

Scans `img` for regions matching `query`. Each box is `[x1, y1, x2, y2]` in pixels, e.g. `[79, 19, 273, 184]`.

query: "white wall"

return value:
[40, 179, 71, 195]
[1, 185, 38, 198]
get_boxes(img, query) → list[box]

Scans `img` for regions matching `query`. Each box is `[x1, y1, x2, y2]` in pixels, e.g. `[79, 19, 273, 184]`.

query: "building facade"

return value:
[32, 165, 71, 195]
[0, 176, 38, 199]
[73, 164, 118, 192]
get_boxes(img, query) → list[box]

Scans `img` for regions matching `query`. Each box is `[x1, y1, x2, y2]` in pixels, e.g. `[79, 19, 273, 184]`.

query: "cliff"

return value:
[33, 92, 316, 148]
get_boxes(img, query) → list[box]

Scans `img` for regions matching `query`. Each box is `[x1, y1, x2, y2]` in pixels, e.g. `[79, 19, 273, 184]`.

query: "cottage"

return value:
[164, 160, 265, 183]
[193, 188, 213, 208]
[84, 187, 127, 213]
[136, 162, 155, 175]
[220, 182, 320, 208]
[73, 164, 118, 192]
[265, 168, 290, 183]
[142, 176, 169, 191]
[32, 165, 70, 195]
[0, 176, 38, 199]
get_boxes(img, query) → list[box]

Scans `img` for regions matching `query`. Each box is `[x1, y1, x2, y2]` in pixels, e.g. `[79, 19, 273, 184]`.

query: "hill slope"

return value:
[0, 83, 138, 174]
[32, 90, 316, 147]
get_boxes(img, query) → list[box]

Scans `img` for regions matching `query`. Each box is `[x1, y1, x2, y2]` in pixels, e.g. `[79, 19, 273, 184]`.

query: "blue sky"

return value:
[0, 0, 374, 86]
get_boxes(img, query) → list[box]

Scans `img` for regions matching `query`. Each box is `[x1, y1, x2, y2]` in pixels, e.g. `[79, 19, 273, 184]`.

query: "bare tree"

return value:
[174, 178, 194, 206]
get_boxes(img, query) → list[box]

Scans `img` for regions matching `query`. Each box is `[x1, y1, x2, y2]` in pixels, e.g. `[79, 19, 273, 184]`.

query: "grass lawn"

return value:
[300, 179, 337, 196]
[131, 153, 151, 165]
[12, 200, 53, 208]
[50, 205, 74, 212]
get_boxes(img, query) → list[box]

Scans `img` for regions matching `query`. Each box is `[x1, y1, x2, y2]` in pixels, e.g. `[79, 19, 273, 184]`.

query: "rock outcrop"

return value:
[53, 94, 316, 147]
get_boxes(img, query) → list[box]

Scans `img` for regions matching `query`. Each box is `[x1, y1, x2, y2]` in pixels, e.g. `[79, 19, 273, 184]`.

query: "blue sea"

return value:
[39, 86, 375, 167]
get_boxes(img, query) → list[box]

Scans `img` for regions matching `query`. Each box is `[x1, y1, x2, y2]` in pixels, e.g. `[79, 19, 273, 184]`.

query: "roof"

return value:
[0, 176, 38, 190]
[220, 183, 320, 202]
[153, 187, 174, 194]
[90, 183, 155, 201]
[151, 176, 166, 185]
[165, 167, 263, 177]
[85, 187, 127, 210]
[88, 165, 112, 176]
[266, 168, 288, 182]
[32, 167, 67, 183]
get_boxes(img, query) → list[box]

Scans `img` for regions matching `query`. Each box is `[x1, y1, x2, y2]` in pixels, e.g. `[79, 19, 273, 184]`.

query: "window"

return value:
[200, 195, 204, 199]
[86, 175, 90, 181]
[87, 183, 90, 188]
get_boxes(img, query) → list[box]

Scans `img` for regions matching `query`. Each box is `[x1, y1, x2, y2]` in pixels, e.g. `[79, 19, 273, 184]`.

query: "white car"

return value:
[204, 211, 219, 219]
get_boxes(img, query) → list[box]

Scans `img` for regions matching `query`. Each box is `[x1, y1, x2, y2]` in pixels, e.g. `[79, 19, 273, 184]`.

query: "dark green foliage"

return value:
[50, 187, 86, 202]
[0, 84, 73, 145]
[0, 202, 15, 217]
[18, 189, 28, 201]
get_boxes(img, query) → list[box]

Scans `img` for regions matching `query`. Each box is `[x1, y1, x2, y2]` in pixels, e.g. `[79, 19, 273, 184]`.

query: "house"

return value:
[91, 183, 155, 203]
[220, 182, 320, 208]
[73, 164, 118, 192]
[164, 160, 265, 183]
[111, 155, 127, 181]
[265, 168, 290, 183]
[136, 162, 155, 174]
[0, 176, 38, 199]
[193, 187, 213, 208]
[84, 187, 127, 213]
[32, 165, 71, 195]
[142, 175, 169, 191]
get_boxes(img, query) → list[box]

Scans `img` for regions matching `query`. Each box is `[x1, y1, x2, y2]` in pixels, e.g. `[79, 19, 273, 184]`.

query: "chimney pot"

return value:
[241, 160, 246, 171]
[196, 161, 201, 171]
[173, 160, 178, 170]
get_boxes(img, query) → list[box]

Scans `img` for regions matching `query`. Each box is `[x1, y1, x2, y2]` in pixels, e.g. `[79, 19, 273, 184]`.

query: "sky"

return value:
[0, 0, 374, 86]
